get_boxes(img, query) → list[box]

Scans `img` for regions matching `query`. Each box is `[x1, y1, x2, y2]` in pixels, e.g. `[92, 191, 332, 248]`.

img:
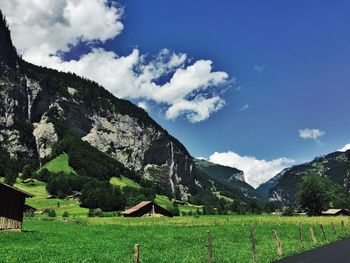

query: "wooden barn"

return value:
[0, 182, 34, 230]
[322, 209, 350, 216]
[122, 201, 173, 217]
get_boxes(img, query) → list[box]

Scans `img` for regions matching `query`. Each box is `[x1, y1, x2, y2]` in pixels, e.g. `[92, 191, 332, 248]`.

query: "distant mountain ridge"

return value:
[194, 158, 265, 200]
[256, 150, 350, 204]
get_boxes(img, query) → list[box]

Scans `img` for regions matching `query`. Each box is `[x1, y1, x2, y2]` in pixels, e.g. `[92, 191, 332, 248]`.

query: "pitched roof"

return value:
[122, 201, 153, 215]
[322, 209, 348, 215]
[0, 182, 35, 197]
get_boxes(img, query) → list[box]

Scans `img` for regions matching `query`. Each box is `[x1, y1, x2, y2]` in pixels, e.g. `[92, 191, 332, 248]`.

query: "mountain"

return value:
[256, 150, 350, 204]
[0, 11, 194, 199]
[0, 12, 266, 211]
[194, 158, 264, 200]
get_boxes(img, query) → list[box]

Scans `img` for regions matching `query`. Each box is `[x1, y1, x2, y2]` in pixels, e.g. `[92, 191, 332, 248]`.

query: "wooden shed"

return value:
[122, 201, 173, 217]
[0, 182, 34, 230]
[322, 209, 350, 216]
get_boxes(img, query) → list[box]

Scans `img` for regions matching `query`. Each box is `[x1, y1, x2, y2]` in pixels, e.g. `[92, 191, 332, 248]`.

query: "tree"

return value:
[4, 158, 18, 186]
[21, 164, 32, 181]
[297, 174, 333, 215]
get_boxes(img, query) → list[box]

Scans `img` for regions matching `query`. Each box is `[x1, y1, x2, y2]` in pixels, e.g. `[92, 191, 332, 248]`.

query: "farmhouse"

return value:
[122, 201, 173, 217]
[0, 182, 34, 230]
[322, 208, 350, 216]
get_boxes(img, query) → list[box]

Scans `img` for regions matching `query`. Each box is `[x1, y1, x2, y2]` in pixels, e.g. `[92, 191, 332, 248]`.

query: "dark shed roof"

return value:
[0, 183, 35, 198]
[122, 201, 173, 217]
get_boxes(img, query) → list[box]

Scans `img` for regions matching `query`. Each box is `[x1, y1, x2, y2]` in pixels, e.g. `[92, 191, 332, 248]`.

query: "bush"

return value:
[47, 208, 56, 217]
[24, 209, 35, 218]
[170, 204, 180, 216]
[282, 206, 297, 216]
[62, 211, 70, 218]
[88, 208, 103, 217]
[35, 168, 50, 182]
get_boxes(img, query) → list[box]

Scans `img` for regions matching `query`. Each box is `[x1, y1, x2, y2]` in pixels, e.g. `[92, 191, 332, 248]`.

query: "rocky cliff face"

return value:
[0, 13, 195, 199]
[257, 151, 350, 204]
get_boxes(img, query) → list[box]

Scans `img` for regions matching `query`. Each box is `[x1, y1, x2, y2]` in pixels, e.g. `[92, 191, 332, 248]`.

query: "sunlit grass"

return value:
[0, 215, 348, 263]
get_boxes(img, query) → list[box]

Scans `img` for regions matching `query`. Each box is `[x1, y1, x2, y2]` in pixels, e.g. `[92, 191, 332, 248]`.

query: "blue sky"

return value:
[3, 0, 350, 186]
[113, 0, 350, 158]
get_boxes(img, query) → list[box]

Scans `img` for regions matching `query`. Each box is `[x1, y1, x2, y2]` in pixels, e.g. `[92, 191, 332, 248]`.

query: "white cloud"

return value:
[208, 151, 294, 188]
[0, 0, 124, 61]
[1, 0, 230, 123]
[254, 65, 265, 72]
[235, 103, 249, 112]
[165, 96, 225, 123]
[338, 143, 350, 152]
[299, 128, 325, 140]
[137, 101, 148, 111]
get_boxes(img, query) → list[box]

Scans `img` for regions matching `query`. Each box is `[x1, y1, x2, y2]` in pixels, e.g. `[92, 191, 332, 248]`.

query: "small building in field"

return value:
[0, 182, 34, 230]
[122, 201, 173, 217]
[24, 204, 37, 213]
[322, 209, 350, 216]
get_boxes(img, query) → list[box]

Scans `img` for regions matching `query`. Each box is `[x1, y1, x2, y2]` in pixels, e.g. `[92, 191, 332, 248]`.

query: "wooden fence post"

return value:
[298, 223, 303, 247]
[309, 226, 317, 244]
[207, 230, 213, 263]
[133, 244, 139, 263]
[250, 224, 257, 263]
[272, 229, 283, 257]
[320, 224, 327, 242]
[341, 220, 345, 235]
[332, 222, 337, 238]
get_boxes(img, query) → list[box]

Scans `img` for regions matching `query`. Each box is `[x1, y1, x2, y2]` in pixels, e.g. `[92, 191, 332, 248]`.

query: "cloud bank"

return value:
[0, 0, 230, 123]
[299, 128, 325, 140]
[208, 151, 294, 188]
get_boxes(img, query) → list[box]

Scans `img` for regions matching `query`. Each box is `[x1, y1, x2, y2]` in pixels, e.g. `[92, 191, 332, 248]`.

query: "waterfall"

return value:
[27, 89, 31, 121]
[169, 141, 176, 196]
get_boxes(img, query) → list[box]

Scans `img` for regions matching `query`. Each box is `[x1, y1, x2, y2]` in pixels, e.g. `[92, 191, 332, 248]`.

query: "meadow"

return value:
[1, 215, 349, 263]
[1, 170, 349, 262]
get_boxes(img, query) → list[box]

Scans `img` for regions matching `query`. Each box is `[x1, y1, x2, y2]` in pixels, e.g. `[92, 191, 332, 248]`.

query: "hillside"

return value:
[37, 153, 77, 175]
[257, 150, 350, 204]
[194, 158, 264, 200]
[0, 10, 194, 200]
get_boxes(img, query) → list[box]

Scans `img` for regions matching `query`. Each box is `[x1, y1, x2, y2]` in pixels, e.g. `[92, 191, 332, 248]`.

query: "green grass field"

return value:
[110, 176, 141, 189]
[12, 179, 88, 217]
[3, 169, 345, 262]
[37, 153, 77, 175]
[1, 215, 349, 263]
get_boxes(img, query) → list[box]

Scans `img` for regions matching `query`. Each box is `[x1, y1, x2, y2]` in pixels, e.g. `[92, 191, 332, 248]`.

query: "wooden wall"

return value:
[0, 185, 26, 230]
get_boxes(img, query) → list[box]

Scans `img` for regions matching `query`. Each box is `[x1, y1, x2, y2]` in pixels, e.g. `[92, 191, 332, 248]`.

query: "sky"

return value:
[1, 0, 350, 187]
